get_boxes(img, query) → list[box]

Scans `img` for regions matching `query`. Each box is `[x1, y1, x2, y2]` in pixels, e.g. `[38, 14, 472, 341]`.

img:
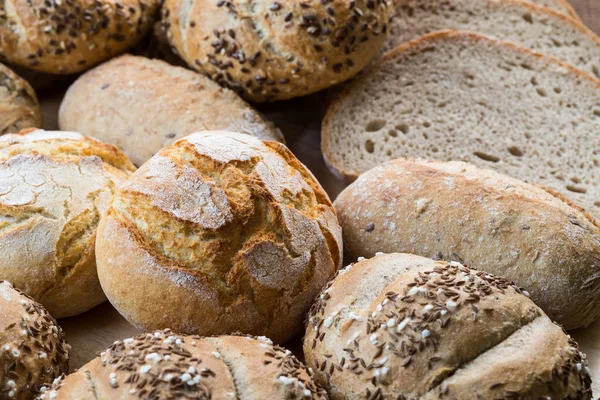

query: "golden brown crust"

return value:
[0, 63, 40, 135]
[38, 330, 327, 399]
[0, 0, 159, 74]
[59, 54, 284, 167]
[333, 158, 600, 330]
[0, 129, 135, 318]
[0, 280, 70, 400]
[161, 0, 393, 102]
[303, 254, 593, 399]
[96, 131, 342, 343]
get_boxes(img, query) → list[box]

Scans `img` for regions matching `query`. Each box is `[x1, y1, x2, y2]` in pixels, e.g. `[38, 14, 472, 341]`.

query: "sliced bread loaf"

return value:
[322, 31, 600, 217]
[382, 0, 599, 78]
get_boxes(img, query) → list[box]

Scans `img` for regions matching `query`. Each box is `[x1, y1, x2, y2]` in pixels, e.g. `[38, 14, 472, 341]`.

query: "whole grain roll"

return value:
[333, 158, 600, 330]
[0, 63, 41, 135]
[96, 131, 342, 343]
[0, 280, 70, 400]
[0, 129, 136, 318]
[59, 55, 283, 167]
[0, 0, 159, 75]
[38, 330, 327, 399]
[161, 0, 393, 102]
[304, 253, 593, 399]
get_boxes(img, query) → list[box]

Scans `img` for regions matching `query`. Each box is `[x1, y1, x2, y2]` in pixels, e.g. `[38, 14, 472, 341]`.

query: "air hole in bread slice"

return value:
[522, 13, 533, 23]
[365, 139, 375, 153]
[365, 119, 387, 132]
[567, 184, 587, 194]
[396, 123, 410, 134]
[508, 146, 523, 157]
[474, 152, 500, 163]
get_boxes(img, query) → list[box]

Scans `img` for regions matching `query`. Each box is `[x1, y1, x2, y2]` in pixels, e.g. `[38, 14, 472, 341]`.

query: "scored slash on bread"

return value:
[382, 0, 600, 79]
[322, 30, 600, 218]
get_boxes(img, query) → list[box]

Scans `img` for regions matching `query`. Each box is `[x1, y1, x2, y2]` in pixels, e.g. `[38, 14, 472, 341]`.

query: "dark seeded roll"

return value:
[38, 330, 327, 399]
[304, 253, 593, 399]
[161, 0, 394, 102]
[0, 281, 70, 400]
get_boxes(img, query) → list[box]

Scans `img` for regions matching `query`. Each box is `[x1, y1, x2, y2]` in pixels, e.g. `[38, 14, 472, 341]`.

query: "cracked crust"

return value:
[0, 129, 136, 318]
[303, 253, 593, 399]
[0, 280, 70, 400]
[0, 0, 159, 74]
[161, 0, 393, 102]
[333, 158, 600, 330]
[38, 330, 327, 399]
[59, 54, 284, 167]
[96, 131, 342, 343]
[0, 63, 40, 134]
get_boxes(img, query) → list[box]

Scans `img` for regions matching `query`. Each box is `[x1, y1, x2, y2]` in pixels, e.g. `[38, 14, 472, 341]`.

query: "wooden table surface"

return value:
[37, 0, 600, 396]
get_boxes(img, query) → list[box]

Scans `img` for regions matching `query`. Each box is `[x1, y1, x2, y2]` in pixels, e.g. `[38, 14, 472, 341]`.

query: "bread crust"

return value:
[38, 331, 327, 399]
[333, 158, 600, 330]
[0, 280, 70, 400]
[0, 63, 40, 134]
[96, 131, 342, 343]
[303, 253, 593, 399]
[59, 55, 284, 167]
[161, 0, 393, 102]
[0, 129, 136, 318]
[0, 0, 159, 74]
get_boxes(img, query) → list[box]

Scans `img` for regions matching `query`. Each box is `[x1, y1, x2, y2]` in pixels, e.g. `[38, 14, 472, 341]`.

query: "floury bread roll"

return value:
[161, 0, 393, 102]
[38, 331, 327, 399]
[0, 280, 70, 400]
[333, 158, 600, 330]
[96, 131, 342, 343]
[0, 129, 136, 318]
[0, 0, 159, 74]
[59, 55, 283, 167]
[0, 63, 41, 135]
[304, 254, 593, 399]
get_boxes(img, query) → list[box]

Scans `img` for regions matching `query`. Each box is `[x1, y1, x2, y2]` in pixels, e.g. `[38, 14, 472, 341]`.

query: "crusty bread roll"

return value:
[59, 55, 284, 166]
[0, 129, 136, 318]
[0, 63, 41, 134]
[0, 280, 70, 400]
[334, 158, 600, 330]
[96, 131, 342, 343]
[38, 330, 326, 399]
[0, 0, 159, 74]
[304, 253, 593, 399]
[161, 0, 393, 102]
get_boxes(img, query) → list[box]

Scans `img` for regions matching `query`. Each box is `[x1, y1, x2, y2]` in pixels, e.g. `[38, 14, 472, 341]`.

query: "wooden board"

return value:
[35, 0, 600, 394]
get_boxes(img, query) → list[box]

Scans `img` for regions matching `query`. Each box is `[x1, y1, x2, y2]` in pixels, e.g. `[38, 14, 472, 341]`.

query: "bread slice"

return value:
[322, 31, 600, 217]
[382, 0, 599, 79]
[527, 0, 580, 19]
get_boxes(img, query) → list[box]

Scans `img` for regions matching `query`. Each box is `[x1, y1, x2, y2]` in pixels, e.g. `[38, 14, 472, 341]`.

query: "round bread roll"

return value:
[38, 330, 326, 399]
[0, 280, 70, 400]
[96, 131, 342, 343]
[59, 55, 284, 167]
[0, 129, 136, 318]
[161, 0, 393, 102]
[0, 63, 41, 135]
[304, 253, 593, 399]
[0, 0, 159, 75]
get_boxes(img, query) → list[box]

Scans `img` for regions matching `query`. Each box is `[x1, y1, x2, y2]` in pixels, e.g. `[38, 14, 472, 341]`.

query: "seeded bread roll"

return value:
[0, 129, 136, 318]
[0, 280, 70, 400]
[161, 0, 393, 102]
[0, 0, 159, 75]
[0, 63, 41, 135]
[334, 158, 600, 330]
[59, 55, 283, 167]
[96, 131, 342, 343]
[38, 330, 326, 399]
[304, 253, 593, 399]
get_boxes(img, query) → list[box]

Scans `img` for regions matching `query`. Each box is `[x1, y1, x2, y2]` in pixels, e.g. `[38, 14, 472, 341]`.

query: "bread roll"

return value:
[0, 129, 136, 318]
[96, 131, 342, 343]
[38, 330, 326, 399]
[59, 55, 283, 167]
[304, 253, 593, 399]
[334, 158, 600, 330]
[161, 0, 393, 102]
[0, 63, 41, 135]
[0, 0, 159, 74]
[0, 280, 70, 400]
